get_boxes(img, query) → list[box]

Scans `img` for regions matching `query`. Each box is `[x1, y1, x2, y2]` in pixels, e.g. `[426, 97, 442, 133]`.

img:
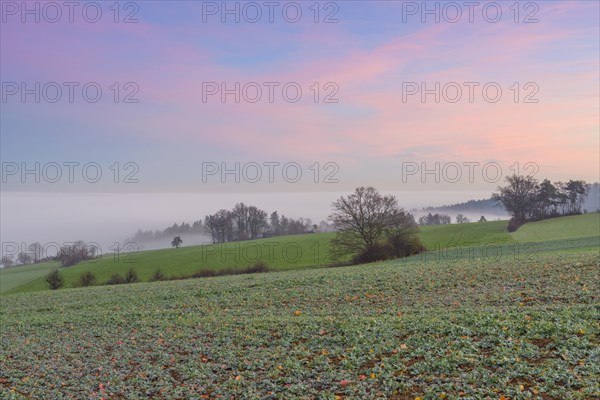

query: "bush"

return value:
[352, 236, 424, 265]
[507, 217, 524, 232]
[190, 262, 271, 279]
[352, 242, 393, 264]
[106, 273, 125, 285]
[45, 269, 63, 290]
[150, 269, 165, 282]
[125, 268, 139, 283]
[246, 261, 270, 274]
[78, 271, 96, 287]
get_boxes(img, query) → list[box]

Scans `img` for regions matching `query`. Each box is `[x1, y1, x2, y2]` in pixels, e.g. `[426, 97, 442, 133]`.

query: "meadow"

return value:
[0, 262, 59, 293]
[1, 233, 337, 294]
[3, 215, 599, 294]
[0, 215, 598, 399]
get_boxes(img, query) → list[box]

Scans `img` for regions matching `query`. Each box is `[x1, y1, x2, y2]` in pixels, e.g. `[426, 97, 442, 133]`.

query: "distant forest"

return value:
[127, 203, 333, 246]
[422, 182, 600, 214]
[422, 198, 507, 214]
[129, 183, 599, 245]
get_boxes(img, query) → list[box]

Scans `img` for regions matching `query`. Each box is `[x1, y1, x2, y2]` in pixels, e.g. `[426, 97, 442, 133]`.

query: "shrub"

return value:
[150, 269, 165, 282]
[78, 271, 96, 287]
[246, 261, 270, 274]
[507, 217, 523, 232]
[352, 242, 393, 264]
[106, 273, 125, 285]
[125, 268, 139, 283]
[190, 269, 217, 278]
[352, 236, 424, 265]
[190, 262, 271, 279]
[45, 269, 63, 290]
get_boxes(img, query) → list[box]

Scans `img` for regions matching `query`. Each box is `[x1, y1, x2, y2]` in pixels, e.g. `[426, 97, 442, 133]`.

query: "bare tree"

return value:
[247, 206, 267, 239]
[204, 209, 234, 243]
[456, 214, 470, 224]
[28, 242, 43, 263]
[56, 241, 97, 267]
[232, 203, 250, 240]
[329, 186, 421, 262]
[419, 213, 452, 225]
[270, 211, 281, 235]
[17, 251, 33, 265]
[1, 255, 14, 268]
[492, 175, 538, 223]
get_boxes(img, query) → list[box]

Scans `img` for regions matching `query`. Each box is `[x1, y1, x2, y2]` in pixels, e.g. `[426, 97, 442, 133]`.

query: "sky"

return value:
[1, 1, 599, 248]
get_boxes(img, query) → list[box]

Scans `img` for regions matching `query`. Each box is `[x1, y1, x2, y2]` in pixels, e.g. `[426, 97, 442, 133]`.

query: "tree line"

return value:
[204, 203, 315, 244]
[128, 204, 318, 247]
[1, 241, 98, 268]
[493, 175, 592, 231]
[129, 220, 204, 243]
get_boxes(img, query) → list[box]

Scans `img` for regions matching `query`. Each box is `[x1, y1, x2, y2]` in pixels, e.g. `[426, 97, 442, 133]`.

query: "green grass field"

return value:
[3, 215, 599, 295]
[418, 219, 514, 250]
[2, 233, 338, 294]
[0, 261, 59, 293]
[511, 213, 600, 242]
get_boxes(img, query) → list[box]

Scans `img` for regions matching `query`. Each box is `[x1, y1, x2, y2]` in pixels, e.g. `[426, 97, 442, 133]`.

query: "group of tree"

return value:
[203, 203, 314, 244]
[129, 220, 204, 243]
[1, 241, 99, 269]
[267, 211, 315, 237]
[56, 241, 99, 267]
[418, 213, 452, 225]
[455, 214, 471, 224]
[329, 186, 424, 264]
[1, 242, 48, 268]
[422, 198, 507, 214]
[493, 175, 591, 231]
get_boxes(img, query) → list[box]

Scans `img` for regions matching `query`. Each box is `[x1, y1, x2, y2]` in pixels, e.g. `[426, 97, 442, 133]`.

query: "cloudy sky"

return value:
[1, 1, 599, 247]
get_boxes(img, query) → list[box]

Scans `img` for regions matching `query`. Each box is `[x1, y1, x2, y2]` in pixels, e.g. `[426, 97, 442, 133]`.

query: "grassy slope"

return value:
[511, 213, 600, 242]
[1, 250, 598, 398]
[6, 233, 337, 293]
[418, 219, 513, 249]
[0, 261, 59, 293]
[5, 214, 598, 294]
[3, 221, 510, 294]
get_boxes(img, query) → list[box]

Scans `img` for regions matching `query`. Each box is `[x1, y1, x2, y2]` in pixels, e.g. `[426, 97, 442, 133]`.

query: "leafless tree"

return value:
[329, 186, 420, 262]
[17, 251, 33, 265]
[1, 255, 15, 268]
[492, 175, 539, 223]
[247, 206, 267, 239]
[28, 242, 43, 263]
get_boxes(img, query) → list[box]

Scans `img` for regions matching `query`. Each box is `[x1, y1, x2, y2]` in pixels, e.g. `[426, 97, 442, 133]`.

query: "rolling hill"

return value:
[3, 214, 599, 294]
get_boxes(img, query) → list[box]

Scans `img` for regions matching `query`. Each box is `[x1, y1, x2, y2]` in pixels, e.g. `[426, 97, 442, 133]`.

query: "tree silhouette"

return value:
[171, 236, 183, 248]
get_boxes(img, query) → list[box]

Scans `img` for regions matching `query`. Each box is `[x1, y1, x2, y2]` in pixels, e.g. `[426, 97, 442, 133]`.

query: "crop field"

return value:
[1, 244, 599, 399]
